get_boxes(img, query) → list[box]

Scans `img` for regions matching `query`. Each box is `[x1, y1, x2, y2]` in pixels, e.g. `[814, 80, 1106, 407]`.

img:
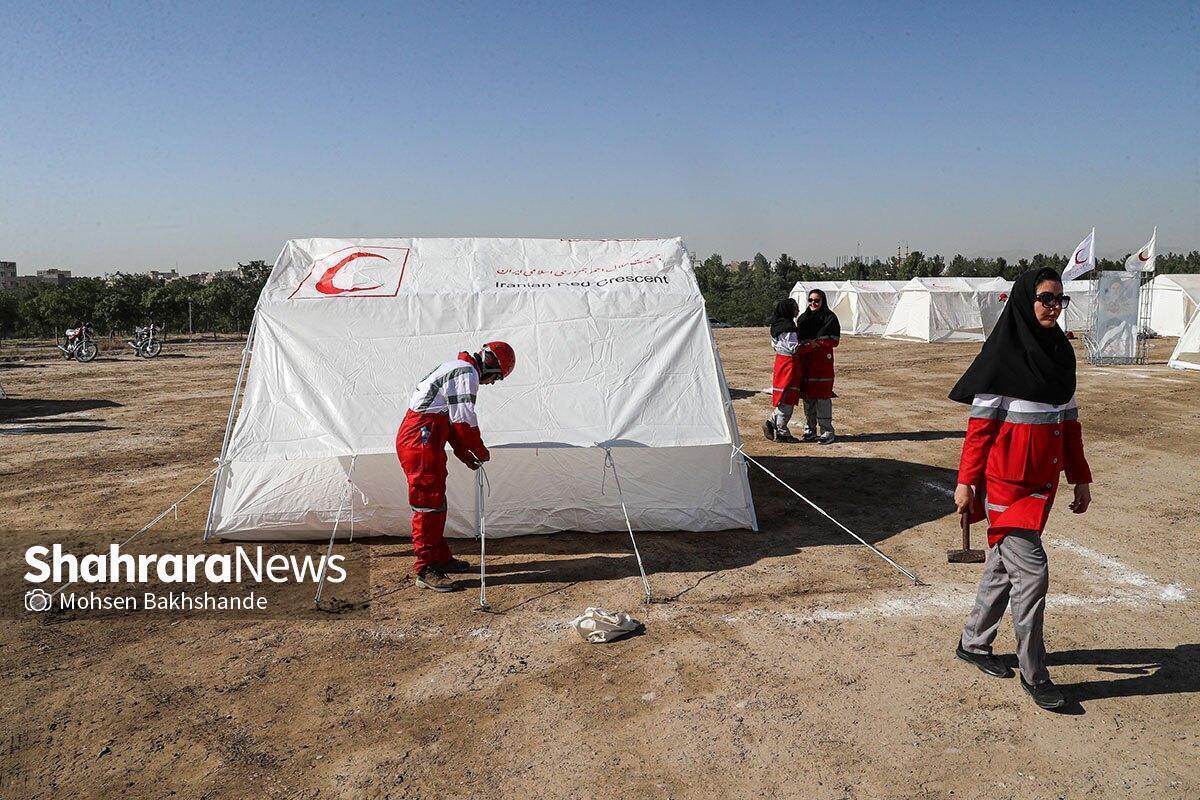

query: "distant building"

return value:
[0, 261, 15, 291]
[185, 269, 236, 284]
[36, 269, 74, 286]
[146, 269, 180, 282]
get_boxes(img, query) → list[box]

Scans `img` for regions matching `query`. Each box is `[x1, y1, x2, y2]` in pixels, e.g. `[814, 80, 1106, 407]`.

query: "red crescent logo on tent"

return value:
[999, 292, 1008, 302]
[1074, 249, 1088, 264]
[315, 252, 389, 295]
[1138, 249, 1150, 262]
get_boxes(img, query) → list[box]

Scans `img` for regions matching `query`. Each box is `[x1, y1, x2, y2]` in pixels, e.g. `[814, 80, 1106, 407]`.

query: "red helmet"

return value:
[480, 341, 516, 381]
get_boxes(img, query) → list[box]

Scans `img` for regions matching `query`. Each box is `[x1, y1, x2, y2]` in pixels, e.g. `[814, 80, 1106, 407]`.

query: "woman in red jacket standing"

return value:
[796, 289, 840, 444]
[764, 297, 802, 442]
[949, 267, 1092, 710]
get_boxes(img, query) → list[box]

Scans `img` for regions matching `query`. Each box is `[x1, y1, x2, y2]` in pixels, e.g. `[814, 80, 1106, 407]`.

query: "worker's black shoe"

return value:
[439, 557, 471, 573]
[762, 420, 777, 441]
[956, 640, 1014, 678]
[817, 432, 836, 445]
[799, 431, 818, 442]
[775, 432, 800, 444]
[415, 568, 461, 593]
[1021, 676, 1066, 709]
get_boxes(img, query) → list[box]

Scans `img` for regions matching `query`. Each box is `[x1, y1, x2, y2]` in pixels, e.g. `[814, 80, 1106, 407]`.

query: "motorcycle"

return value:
[128, 323, 163, 358]
[58, 323, 99, 363]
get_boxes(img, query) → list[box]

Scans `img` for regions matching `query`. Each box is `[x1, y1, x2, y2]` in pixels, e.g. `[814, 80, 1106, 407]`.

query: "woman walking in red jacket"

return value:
[796, 288, 840, 444]
[949, 267, 1092, 710]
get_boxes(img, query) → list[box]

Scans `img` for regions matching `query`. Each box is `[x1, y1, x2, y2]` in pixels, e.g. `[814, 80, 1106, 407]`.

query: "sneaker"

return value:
[761, 420, 777, 441]
[415, 567, 461, 593]
[775, 432, 800, 444]
[955, 639, 1014, 678]
[799, 431, 818, 442]
[1021, 675, 1066, 709]
[817, 432, 836, 445]
[439, 557, 471, 573]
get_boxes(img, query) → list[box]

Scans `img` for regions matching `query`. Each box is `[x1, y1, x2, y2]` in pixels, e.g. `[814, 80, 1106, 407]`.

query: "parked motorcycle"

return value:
[58, 323, 99, 363]
[128, 323, 163, 358]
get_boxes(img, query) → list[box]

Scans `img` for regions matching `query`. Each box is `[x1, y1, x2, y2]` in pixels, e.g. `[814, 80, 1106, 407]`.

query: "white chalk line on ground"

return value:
[739, 536, 1190, 626]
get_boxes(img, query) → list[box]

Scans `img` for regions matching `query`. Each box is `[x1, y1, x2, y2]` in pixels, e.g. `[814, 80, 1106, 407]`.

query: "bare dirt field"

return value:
[2, 330, 1197, 799]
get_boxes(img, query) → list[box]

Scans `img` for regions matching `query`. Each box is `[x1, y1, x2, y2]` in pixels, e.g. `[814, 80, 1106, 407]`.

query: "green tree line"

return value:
[2, 250, 1198, 338]
[697, 250, 1200, 327]
[0, 262, 270, 340]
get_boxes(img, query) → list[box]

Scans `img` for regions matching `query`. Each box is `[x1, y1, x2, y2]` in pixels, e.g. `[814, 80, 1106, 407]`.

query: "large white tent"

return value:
[1149, 274, 1200, 337]
[882, 277, 1010, 343]
[206, 238, 756, 540]
[1168, 308, 1200, 370]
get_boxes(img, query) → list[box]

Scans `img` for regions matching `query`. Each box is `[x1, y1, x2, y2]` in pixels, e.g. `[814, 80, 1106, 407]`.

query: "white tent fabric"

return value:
[833, 281, 907, 336]
[207, 238, 756, 540]
[1168, 307, 1200, 370]
[882, 277, 1010, 342]
[1150, 275, 1200, 337]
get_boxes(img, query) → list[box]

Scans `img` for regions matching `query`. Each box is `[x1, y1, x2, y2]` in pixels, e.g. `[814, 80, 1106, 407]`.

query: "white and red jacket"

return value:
[958, 393, 1092, 545]
[404, 352, 489, 465]
[771, 332, 802, 407]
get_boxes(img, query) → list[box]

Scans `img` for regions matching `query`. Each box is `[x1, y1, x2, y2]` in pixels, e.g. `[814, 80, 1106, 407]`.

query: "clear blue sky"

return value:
[1, 1, 1196, 275]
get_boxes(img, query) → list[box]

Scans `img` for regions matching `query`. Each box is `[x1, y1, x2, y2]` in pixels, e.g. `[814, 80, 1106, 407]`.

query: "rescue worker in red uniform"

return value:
[764, 297, 802, 442]
[949, 268, 1092, 710]
[796, 289, 840, 444]
[396, 341, 516, 592]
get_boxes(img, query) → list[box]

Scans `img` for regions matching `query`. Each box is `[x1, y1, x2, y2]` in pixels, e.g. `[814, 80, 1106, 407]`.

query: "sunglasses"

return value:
[807, 297, 823, 305]
[1035, 292, 1071, 309]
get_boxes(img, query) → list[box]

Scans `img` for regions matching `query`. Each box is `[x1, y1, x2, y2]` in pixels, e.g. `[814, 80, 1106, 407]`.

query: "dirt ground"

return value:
[2, 330, 1197, 799]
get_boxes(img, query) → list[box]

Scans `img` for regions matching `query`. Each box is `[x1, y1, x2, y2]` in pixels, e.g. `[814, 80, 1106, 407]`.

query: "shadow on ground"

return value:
[0, 398, 122, 423]
[1054, 644, 1200, 703]
[368, 455, 958, 590]
[838, 431, 964, 443]
[0, 424, 118, 435]
[728, 388, 763, 401]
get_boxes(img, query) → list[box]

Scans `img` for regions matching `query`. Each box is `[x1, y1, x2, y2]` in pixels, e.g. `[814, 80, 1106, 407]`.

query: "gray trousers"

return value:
[771, 403, 795, 435]
[961, 530, 1050, 684]
[802, 398, 834, 435]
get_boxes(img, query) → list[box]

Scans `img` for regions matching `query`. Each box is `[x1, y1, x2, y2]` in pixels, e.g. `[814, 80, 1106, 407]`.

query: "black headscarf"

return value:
[770, 297, 799, 338]
[795, 289, 840, 340]
[948, 268, 1076, 406]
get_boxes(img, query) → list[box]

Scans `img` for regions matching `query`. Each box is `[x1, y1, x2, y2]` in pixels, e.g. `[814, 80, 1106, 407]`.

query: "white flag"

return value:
[1124, 227, 1157, 273]
[1062, 228, 1096, 281]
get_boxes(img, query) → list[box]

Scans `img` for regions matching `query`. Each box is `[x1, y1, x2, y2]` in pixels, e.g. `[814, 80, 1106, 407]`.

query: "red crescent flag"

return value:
[1124, 227, 1157, 273]
[1062, 228, 1096, 281]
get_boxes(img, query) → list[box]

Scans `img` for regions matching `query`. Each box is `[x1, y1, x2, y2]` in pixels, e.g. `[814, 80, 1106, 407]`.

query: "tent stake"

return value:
[475, 463, 491, 612]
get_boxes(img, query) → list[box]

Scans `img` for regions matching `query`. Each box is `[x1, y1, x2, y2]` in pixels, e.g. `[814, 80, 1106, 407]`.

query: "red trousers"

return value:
[396, 410, 453, 572]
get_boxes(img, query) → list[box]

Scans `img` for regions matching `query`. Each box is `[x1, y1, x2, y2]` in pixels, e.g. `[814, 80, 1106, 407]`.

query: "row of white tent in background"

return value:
[789, 274, 1200, 346]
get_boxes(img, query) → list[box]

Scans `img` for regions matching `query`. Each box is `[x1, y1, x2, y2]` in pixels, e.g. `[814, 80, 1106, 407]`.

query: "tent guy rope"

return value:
[314, 455, 357, 607]
[49, 466, 221, 600]
[599, 445, 654, 604]
[732, 445, 924, 585]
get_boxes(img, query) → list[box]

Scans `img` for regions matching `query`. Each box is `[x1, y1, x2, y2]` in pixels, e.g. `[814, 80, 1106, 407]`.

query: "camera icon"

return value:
[24, 589, 53, 613]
